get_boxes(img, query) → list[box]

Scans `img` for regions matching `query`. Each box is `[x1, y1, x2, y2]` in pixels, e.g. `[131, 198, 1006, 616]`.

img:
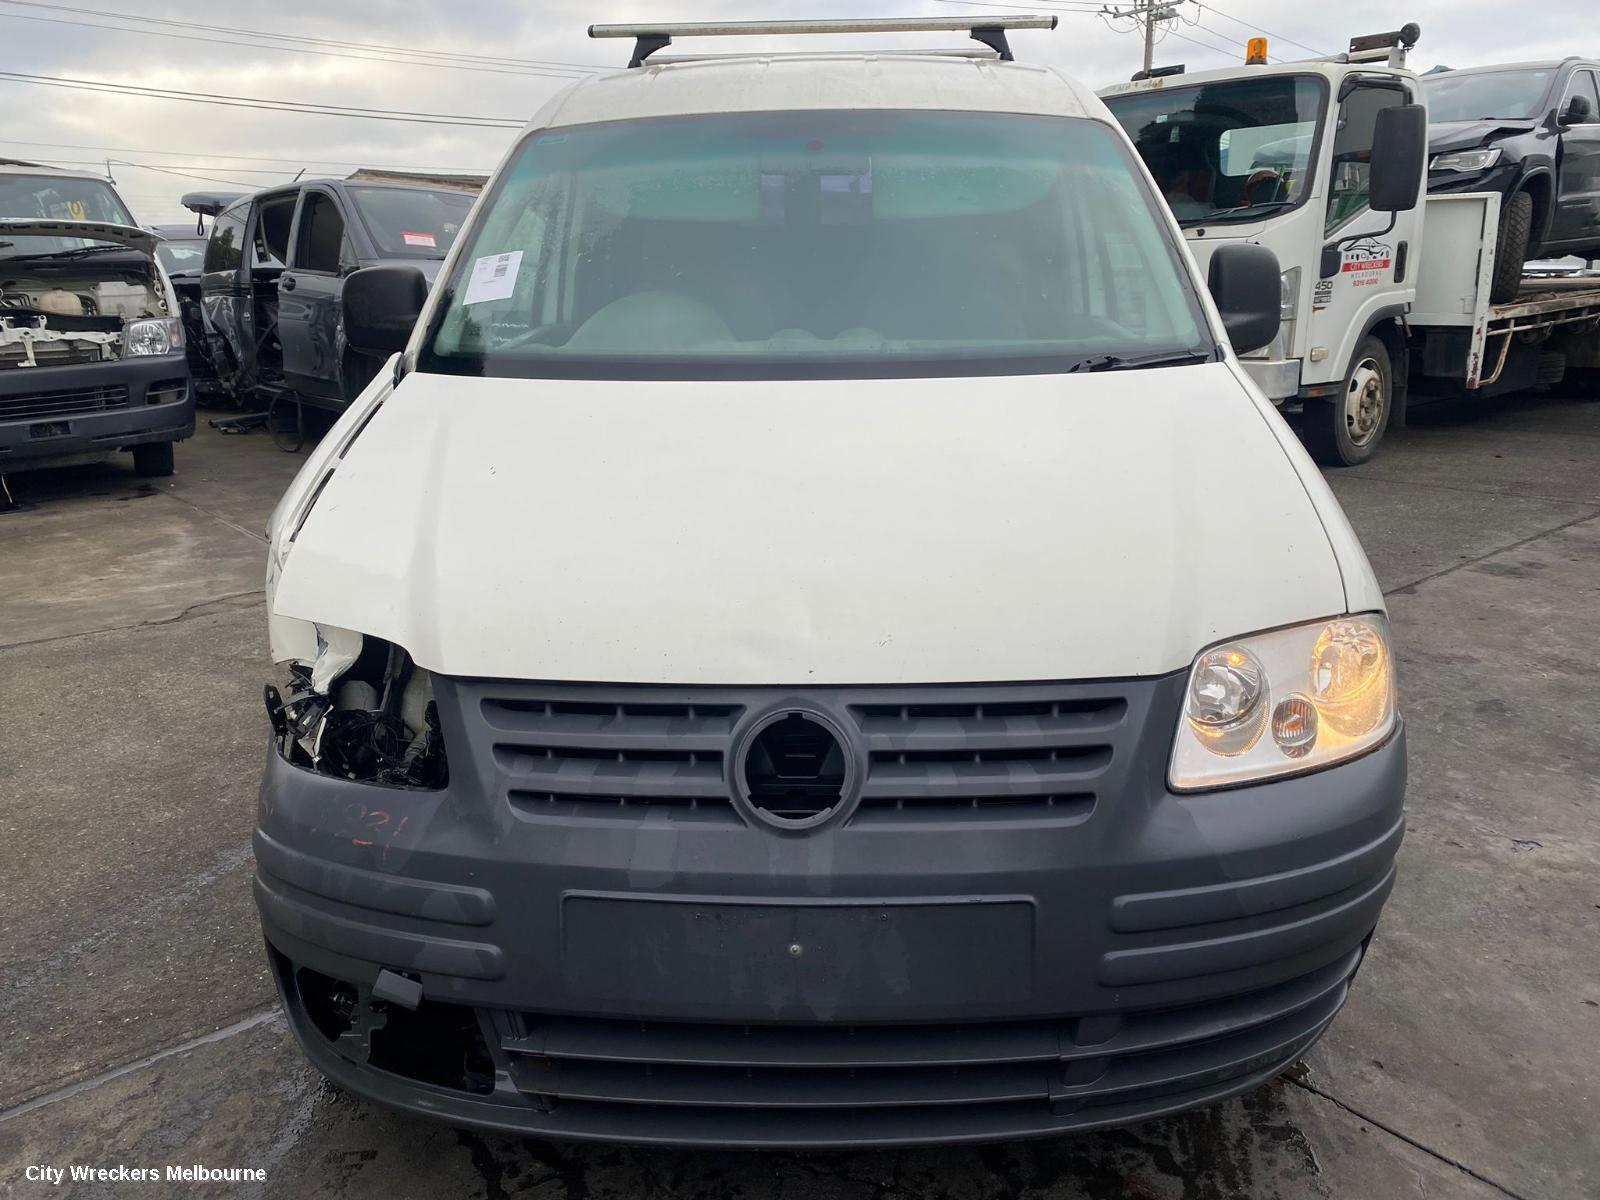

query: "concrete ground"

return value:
[1, 395, 1596, 1200]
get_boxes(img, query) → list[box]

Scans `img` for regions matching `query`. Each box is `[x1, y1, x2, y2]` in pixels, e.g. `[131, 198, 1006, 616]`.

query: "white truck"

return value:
[1101, 26, 1600, 465]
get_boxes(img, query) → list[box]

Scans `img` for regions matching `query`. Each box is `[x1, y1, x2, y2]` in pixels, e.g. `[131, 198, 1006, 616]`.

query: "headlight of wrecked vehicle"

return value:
[1428, 148, 1502, 173]
[264, 625, 448, 789]
[124, 316, 183, 356]
[1169, 614, 1396, 792]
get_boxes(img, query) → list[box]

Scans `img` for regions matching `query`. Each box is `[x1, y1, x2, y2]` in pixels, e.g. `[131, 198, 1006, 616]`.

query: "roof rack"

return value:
[587, 16, 1059, 69]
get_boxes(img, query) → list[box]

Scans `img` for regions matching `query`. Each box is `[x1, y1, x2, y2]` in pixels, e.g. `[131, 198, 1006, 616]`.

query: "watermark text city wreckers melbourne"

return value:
[25, 1164, 267, 1184]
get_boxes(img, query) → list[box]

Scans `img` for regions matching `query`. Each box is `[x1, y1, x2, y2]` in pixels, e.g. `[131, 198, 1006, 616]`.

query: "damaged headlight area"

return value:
[265, 626, 448, 789]
[123, 315, 183, 356]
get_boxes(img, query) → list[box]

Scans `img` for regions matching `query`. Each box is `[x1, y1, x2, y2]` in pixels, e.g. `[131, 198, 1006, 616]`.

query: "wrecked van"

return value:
[256, 17, 1406, 1148]
[1, 166, 192, 478]
[186, 181, 473, 411]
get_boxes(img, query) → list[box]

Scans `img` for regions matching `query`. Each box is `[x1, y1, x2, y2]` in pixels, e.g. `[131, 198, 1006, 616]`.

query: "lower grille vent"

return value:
[0, 384, 129, 421]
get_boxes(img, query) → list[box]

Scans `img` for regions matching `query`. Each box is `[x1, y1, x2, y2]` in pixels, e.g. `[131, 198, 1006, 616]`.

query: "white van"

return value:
[255, 18, 1405, 1148]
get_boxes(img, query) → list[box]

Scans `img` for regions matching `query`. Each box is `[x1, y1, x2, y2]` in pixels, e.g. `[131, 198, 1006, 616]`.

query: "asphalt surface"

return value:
[1, 393, 1597, 1200]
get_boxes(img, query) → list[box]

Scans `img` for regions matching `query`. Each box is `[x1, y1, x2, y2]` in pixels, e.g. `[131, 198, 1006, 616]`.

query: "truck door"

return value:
[1309, 78, 1420, 380]
[278, 188, 356, 402]
[200, 201, 249, 391]
[1548, 68, 1600, 253]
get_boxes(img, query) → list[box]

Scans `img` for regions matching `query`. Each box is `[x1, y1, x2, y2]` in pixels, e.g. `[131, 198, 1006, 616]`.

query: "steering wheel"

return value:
[1241, 169, 1288, 208]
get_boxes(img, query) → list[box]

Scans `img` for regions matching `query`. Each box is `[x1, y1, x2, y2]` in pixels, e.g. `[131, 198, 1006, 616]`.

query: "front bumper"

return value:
[1241, 357, 1302, 401]
[0, 353, 193, 466]
[255, 674, 1406, 1148]
[1425, 162, 1520, 201]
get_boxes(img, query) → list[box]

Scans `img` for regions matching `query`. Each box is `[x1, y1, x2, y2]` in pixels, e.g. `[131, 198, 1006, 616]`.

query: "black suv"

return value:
[1424, 58, 1600, 302]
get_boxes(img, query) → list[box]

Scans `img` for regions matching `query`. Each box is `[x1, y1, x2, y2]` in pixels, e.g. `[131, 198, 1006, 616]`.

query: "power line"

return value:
[932, 0, 1282, 65]
[927, 0, 1106, 12]
[1098, 1, 1192, 74]
[108, 160, 266, 189]
[0, 136, 494, 174]
[0, 7, 600, 81]
[0, 71, 527, 128]
[0, 0, 610, 72]
[1197, 3, 1328, 57]
[1163, 23, 1251, 58]
[29, 156, 300, 176]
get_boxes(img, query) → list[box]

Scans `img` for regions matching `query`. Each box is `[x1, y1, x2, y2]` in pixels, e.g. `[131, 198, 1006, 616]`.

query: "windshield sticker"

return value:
[462, 250, 522, 305]
[401, 230, 437, 248]
[1341, 239, 1393, 289]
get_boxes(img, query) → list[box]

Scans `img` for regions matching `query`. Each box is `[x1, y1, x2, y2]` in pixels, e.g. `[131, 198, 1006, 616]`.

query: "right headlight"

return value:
[1429, 147, 1502, 173]
[1169, 614, 1397, 792]
[123, 315, 183, 356]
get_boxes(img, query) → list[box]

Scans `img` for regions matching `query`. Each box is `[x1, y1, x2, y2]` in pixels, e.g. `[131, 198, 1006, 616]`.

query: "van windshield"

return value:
[1103, 75, 1324, 225]
[420, 110, 1212, 380]
[0, 173, 136, 257]
[348, 186, 475, 258]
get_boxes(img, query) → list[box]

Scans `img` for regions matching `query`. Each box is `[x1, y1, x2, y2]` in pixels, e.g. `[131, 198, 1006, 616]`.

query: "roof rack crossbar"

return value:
[646, 47, 1004, 65]
[587, 15, 1058, 67]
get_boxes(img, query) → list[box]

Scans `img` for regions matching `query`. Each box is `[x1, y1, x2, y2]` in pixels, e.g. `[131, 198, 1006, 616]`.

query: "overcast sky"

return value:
[4, 0, 1586, 223]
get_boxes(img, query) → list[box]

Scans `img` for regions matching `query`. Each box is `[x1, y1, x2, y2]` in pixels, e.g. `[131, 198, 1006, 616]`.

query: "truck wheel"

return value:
[1304, 336, 1391, 467]
[1489, 190, 1533, 304]
[131, 442, 175, 477]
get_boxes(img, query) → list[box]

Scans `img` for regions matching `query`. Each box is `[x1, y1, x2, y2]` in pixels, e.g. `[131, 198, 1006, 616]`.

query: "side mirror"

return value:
[1560, 93, 1593, 126]
[1207, 242, 1281, 356]
[343, 265, 429, 356]
[1369, 104, 1427, 213]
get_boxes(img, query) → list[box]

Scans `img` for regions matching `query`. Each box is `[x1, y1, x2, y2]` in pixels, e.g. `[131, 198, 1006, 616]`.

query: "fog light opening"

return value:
[294, 966, 494, 1095]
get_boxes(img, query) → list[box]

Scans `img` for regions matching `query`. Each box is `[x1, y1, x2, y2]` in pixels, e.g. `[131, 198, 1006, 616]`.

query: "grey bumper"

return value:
[1242, 357, 1302, 401]
[0, 353, 193, 466]
[255, 673, 1406, 1147]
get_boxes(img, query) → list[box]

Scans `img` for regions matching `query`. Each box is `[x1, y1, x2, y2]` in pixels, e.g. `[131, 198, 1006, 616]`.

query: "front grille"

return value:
[493, 948, 1354, 1123]
[447, 679, 1148, 826]
[0, 341, 113, 369]
[0, 384, 129, 421]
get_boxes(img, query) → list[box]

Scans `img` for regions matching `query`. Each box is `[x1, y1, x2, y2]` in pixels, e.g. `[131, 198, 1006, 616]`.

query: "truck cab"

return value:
[1102, 31, 1428, 465]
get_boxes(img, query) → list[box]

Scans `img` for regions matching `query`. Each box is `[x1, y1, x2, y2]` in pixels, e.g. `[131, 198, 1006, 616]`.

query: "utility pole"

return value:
[1099, 0, 1189, 74]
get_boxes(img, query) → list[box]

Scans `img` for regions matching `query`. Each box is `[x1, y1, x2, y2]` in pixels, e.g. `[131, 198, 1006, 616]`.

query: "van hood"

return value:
[271, 364, 1350, 684]
[0, 219, 160, 255]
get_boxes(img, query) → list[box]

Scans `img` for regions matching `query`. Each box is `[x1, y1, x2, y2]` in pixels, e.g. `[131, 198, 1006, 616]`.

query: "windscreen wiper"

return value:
[1065, 348, 1214, 373]
[24, 244, 130, 260]
[1198, 200, 1298, 222]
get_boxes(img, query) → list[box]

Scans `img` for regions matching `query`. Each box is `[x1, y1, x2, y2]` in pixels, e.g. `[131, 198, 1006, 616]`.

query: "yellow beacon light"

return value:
[1246, 37, 1268, 64]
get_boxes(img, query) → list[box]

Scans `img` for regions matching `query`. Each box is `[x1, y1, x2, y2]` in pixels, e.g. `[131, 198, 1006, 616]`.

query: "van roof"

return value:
[0, 162, 109, 181]
[534, 54, 1099, 132]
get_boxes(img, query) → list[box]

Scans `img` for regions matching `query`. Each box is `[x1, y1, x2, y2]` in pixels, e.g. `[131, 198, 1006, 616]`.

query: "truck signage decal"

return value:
[1340, 239, 1393, 289]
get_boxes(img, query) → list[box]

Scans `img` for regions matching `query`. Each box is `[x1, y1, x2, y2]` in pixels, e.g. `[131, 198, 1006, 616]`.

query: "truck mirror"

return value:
[343, 265, 429, 357]
[1369, 104, 1426, 212]
[1560, 93, 1593, 126]
[1207, 242, 1281, 356]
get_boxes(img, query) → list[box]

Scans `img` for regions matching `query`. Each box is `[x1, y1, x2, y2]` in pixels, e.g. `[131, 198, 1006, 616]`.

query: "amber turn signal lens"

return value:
[1271, 695, 1318, 758]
